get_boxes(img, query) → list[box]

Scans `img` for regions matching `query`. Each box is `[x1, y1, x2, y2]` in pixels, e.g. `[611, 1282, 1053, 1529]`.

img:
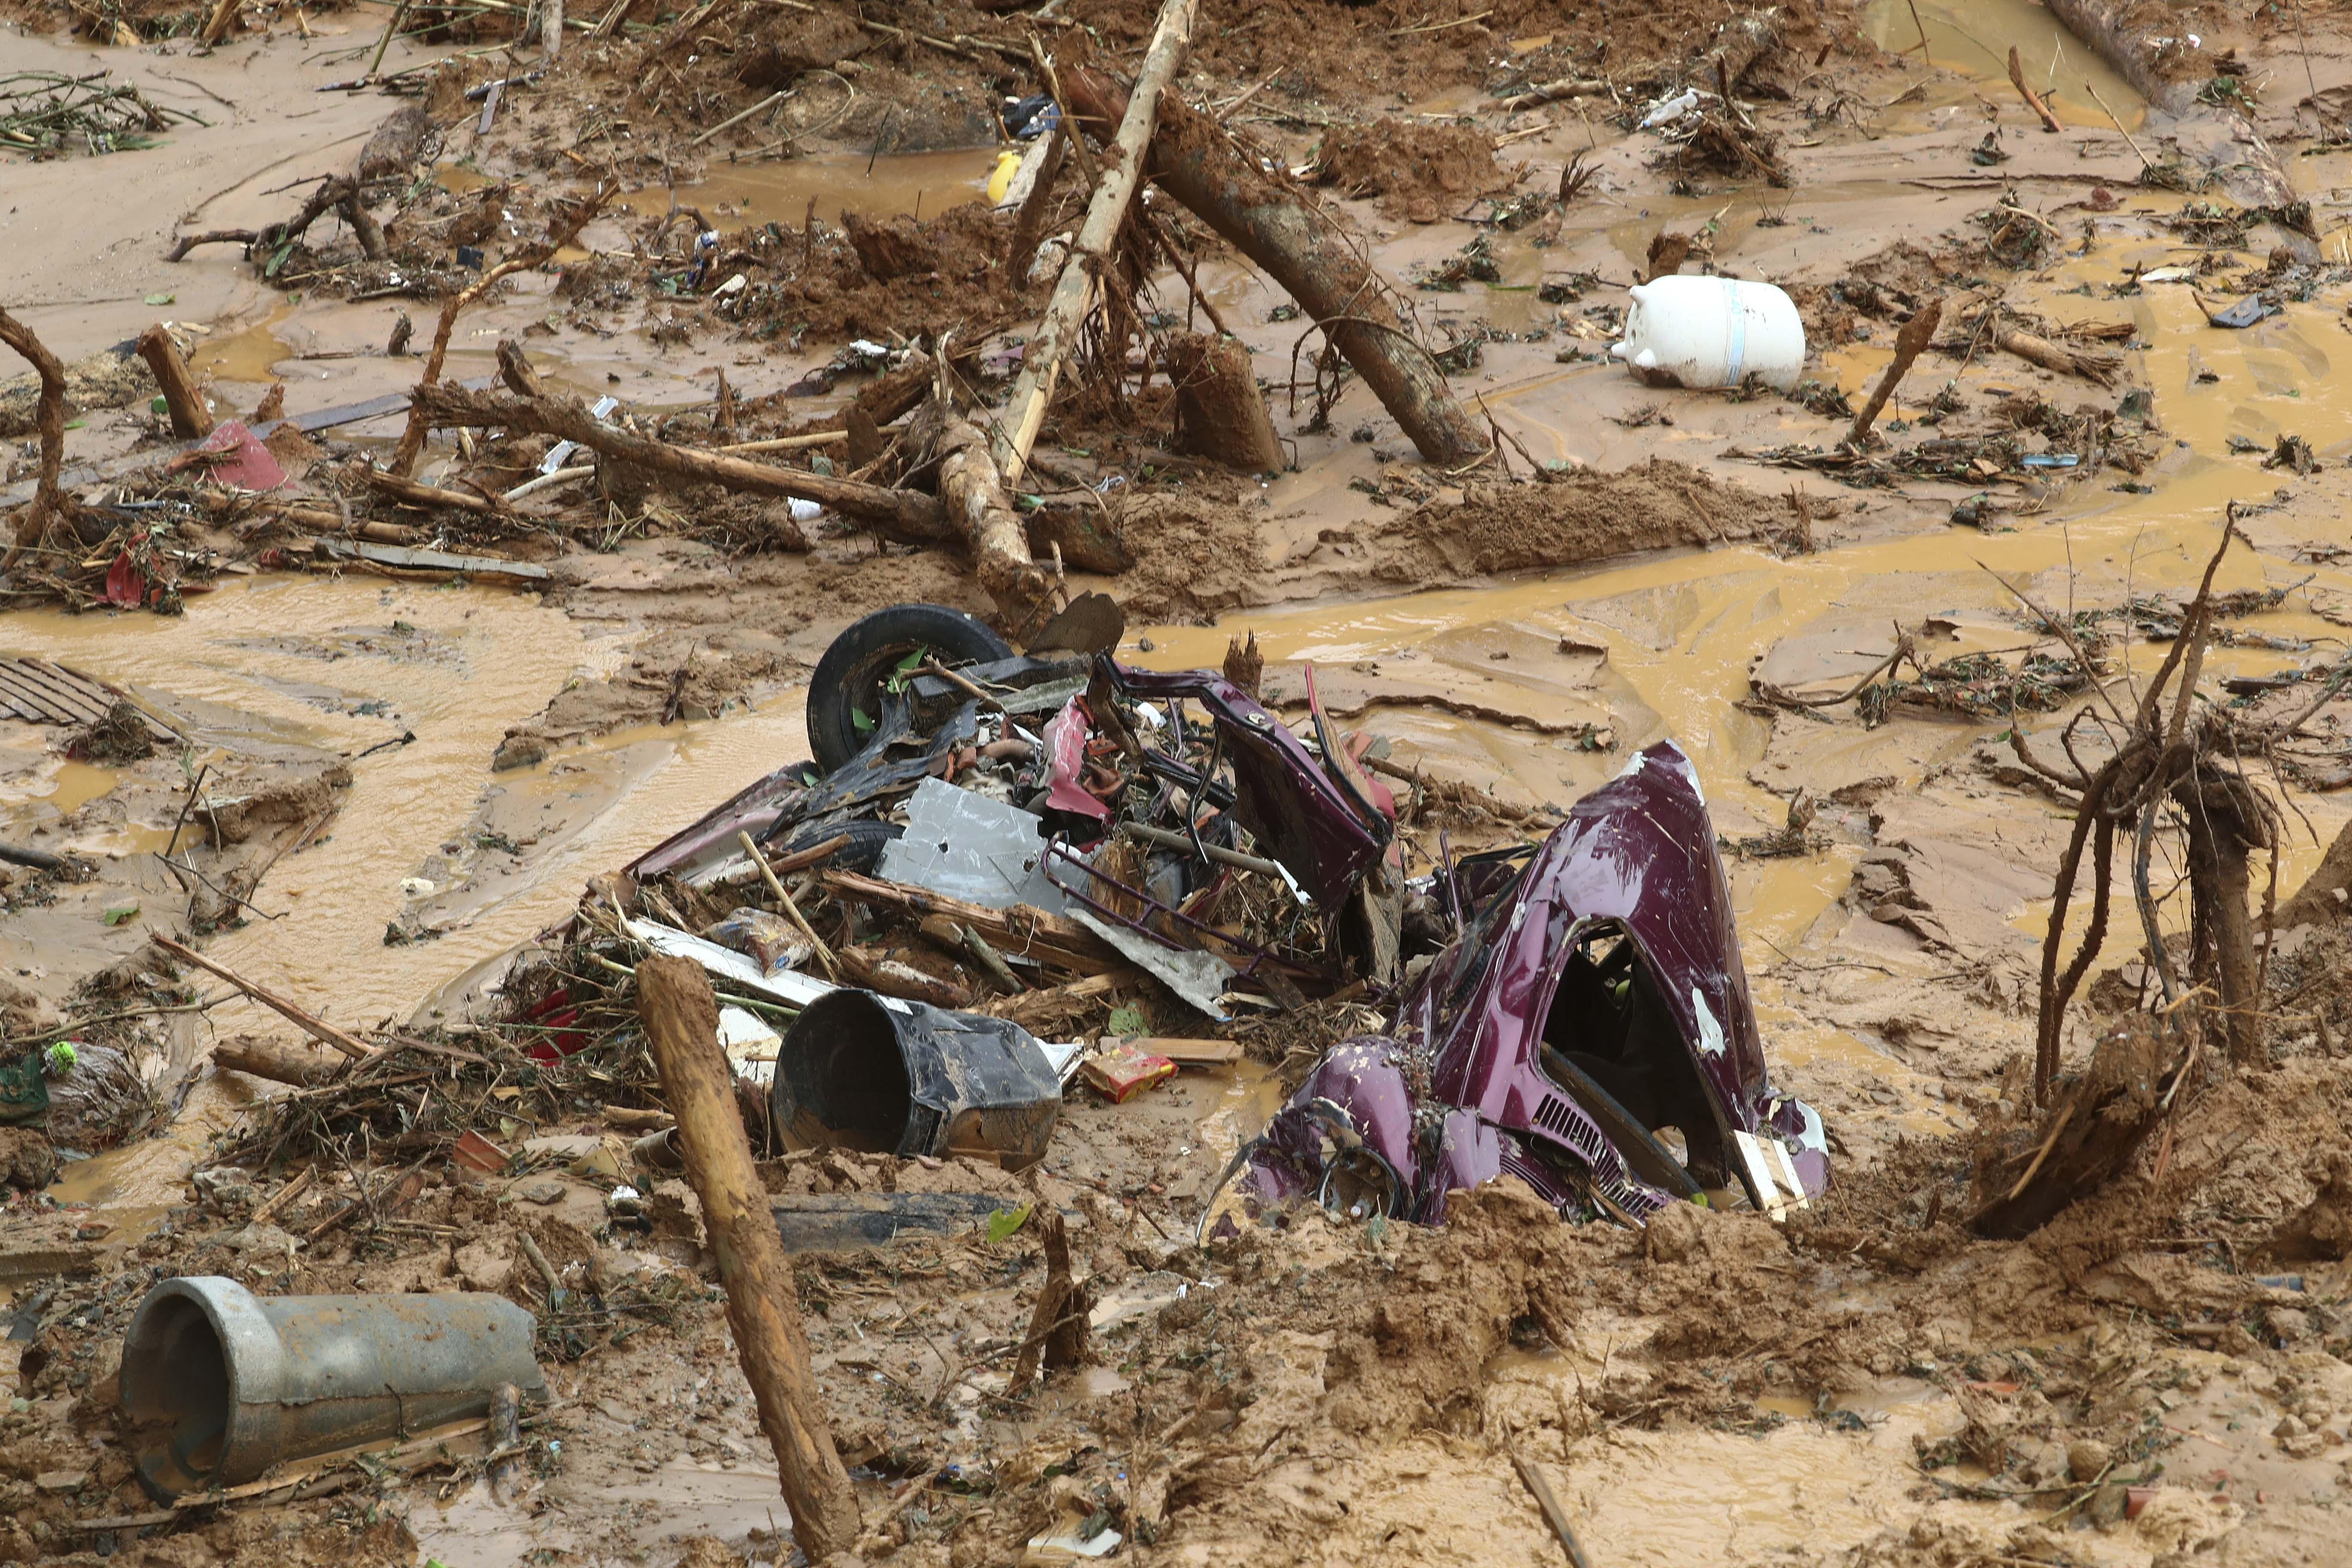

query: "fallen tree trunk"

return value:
[992, 0, 1200, 487]
[1062, 77, 1489, 467]
[410, 384, 951, 542]
[910, 396, 1054, 634]
[2044, 0, 2187, 112]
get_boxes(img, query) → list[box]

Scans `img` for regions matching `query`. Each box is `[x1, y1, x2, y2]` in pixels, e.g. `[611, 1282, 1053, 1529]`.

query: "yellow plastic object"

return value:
[986, 148, 1023, 205]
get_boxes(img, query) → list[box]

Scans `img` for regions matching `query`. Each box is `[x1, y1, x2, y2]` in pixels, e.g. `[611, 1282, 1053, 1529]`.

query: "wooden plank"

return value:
[315, 538, 551, 582]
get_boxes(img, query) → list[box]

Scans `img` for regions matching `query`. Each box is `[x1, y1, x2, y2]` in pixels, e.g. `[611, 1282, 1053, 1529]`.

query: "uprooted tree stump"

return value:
[1167, 331, 1284, 472]
[2013, 513, 2311, 1111]
[1969, 1013, 2178, 1238]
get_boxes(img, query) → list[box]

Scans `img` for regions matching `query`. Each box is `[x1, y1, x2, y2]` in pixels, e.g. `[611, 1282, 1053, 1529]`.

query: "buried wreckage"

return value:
[606, 602, 1828, 1231]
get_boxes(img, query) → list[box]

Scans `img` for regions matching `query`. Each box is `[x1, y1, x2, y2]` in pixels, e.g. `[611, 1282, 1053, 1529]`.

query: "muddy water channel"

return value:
[0, 579, 810, 1029]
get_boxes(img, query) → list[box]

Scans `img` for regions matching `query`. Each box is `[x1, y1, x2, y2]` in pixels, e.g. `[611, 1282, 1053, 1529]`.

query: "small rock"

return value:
[453, 1238, 514, 1294]
[518, 1180, 565, 1206]
[2270, 1308, 2310, 1341]
[2085, 1480, 2128, 1528]
[34, 1470, 88, 1494]
[2067, 1438, 2112, 1483]
[2275, 1414, 2306, 1439]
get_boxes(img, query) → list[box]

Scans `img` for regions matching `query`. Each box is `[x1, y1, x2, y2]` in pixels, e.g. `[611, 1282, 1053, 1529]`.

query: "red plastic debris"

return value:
[104, 548, 147, 608]
[165, 419, 286, 493]
[451, 1129, 511, 1173]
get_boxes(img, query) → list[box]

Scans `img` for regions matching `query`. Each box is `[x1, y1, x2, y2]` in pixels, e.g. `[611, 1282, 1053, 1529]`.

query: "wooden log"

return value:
[1846, 297, 1941, 447]
[212, 1035, 340, 1087]
[635, 956, 862, 1561]
[838, 945, 976, 1009]
[363, 465, 503, 514]
[1166, 332, 1283, 471]
[1997, 328, 2119, 387]
[2008, 45, 2064, 133]
[412, 383, 952, 543]
[135, 325, 214, 439]
[850, 351, 935, 428]
[198, 0, 239, 45]
[910, 397, 1052, 634]
[1060, 78, 1488, 468]
[153, 933, 375, 1059]
[992, 0, 1200, 488]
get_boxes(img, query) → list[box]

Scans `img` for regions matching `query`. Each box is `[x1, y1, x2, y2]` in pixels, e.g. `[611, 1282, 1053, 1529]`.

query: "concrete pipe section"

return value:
[120, 1275, 547, 1500]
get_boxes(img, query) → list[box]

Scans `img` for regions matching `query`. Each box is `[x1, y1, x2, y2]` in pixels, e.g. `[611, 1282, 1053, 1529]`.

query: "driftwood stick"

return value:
[1846, 297, 1941, 446]
[2008, 46, 2064, 132]
[153, 933, 375, 1059]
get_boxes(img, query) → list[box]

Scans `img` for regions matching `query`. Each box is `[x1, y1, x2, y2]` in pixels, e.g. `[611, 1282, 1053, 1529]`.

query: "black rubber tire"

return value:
[806, 604, 1014, 774]
[781, 818, 903, 874]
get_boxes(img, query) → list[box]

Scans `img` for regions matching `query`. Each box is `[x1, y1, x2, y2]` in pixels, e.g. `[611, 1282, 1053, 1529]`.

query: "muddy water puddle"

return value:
[0, 577, 810, 1035]
[1861, 0, 2147, 132]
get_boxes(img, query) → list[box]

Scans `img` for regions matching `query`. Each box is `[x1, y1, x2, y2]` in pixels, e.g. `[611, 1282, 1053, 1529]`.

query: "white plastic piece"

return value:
[717, 1005, 781, 1087]
[1639, 88, 1700, 129]
[1609, 276, 1806, 393]
[618, 913, 834, 1009]
[788, 497, 821, 523]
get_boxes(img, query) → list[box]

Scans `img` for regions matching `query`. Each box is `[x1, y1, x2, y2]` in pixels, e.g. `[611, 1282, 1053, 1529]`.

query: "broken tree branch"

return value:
[991, 0, 1200, 489]
[153, 933, 376, 1060]
[411, 383, 949, 542]
[2007, 46, 2064, 132]
[1997, 328, 2119, 388]
[1847, 297, 1941, 447]
[388, 184, 610, 477]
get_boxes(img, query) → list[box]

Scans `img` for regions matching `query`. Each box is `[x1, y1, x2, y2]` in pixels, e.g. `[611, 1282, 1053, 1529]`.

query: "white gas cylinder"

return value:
[1609, 276, 1806, 392]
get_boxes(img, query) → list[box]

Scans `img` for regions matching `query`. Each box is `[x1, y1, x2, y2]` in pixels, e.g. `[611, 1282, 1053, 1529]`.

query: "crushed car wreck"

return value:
[1209, 742, 1830, 1235]
[612, 605, 1824, 1232]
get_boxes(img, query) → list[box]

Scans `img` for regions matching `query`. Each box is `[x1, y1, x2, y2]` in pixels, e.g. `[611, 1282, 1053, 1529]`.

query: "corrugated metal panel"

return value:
[0, 657, 176, 738]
